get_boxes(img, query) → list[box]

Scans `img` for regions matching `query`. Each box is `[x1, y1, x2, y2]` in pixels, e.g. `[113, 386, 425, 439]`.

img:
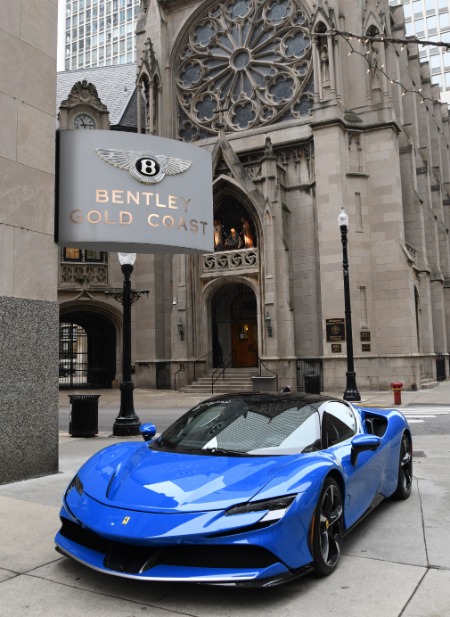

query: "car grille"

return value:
[60, 518, 279, 574]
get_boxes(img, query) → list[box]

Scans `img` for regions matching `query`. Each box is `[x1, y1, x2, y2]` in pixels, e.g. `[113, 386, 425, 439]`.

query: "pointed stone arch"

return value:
[203, 278, 260, 368]
[311, 9, 337, 100]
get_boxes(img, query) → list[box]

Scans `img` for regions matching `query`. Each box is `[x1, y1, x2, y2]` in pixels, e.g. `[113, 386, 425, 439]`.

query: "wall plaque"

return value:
[326, 318, 345, 342]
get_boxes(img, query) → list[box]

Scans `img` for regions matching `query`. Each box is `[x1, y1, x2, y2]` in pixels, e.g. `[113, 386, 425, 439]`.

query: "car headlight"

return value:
[65, 474, 84, 498]
[225, 494, 296, 523]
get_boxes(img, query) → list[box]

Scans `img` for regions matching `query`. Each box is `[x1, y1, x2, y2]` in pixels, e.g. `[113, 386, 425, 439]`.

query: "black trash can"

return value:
[304, 374, 321, 394]
[69, 394, 100, 437]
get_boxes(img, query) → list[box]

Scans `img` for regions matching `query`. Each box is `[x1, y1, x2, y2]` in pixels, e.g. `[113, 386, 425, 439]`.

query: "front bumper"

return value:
[55, 488, 318, 586]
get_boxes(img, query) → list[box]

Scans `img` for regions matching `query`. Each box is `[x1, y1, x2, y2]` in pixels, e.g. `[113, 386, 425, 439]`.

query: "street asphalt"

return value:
[0, 384, 449, 616]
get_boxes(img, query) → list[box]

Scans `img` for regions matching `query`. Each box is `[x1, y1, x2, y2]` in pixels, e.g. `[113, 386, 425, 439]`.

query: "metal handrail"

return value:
[173, 363, 185, 391]
[258, 358, 277, 378]
[211, 353, 233, 394]
[174, 350, 213, 390]
[258, 358, 279, 390]
[193, 350, 213, 381]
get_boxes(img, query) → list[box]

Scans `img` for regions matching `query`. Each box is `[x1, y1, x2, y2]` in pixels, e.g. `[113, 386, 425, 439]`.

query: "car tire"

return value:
[311, 477, 344, 576]
[392, 433, 413, 500]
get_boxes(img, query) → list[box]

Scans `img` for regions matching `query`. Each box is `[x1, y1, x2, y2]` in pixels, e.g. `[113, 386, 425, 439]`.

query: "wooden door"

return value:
[232, 321, 258, 367]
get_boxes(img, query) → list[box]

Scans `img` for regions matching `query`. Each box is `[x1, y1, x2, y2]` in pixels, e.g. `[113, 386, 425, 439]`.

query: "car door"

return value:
[320, 401, 387, 529]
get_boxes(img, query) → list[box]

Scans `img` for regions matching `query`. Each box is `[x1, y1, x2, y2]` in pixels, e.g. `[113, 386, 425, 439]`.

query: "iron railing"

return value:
[436, 353, 446, 381]
[297, 358, 323, 393]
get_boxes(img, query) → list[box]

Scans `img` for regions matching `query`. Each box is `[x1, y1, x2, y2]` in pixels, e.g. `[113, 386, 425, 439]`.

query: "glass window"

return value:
[321, 402, 357, 448]
[415, 18, 425, 33]
[405, 21, 415, 36]
[440, 12, 450, 28]
[413, 0, 423, 15]
[85, 250, 105, 262]
[63, 248, 82, 262]
[432, 72, 443, 87]
[438, 0, 448, 8]
[403, 3, 412, 17]
[425, 0, 435, 10]
[62, 249, 106, 263]
[152, 396, 324, 455]
[444, 53, 450, 68]
[427, 15, 437, 30]
[430, 54, 442, 69]
[445, 71, 450, 88]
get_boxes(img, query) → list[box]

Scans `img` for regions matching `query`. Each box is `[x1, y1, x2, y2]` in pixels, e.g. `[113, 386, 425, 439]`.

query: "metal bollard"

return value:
[390, 381, 404, 406]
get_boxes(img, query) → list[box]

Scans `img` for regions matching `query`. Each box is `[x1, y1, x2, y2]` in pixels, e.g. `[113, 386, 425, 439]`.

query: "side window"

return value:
[322, 402, 357, 448]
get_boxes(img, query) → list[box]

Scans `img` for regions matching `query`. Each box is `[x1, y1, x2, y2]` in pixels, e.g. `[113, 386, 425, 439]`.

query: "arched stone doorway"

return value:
[211, 283, 258, 368]
[59, 310, 116, 389]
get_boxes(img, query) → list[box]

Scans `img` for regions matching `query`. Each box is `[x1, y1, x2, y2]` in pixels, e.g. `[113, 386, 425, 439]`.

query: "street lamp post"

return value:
[338, 209, 361, 402]
[111, 253, 148, 436]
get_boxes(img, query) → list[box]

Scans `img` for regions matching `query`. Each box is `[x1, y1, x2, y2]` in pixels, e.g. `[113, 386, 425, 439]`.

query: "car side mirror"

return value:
[139, 423, 157, 442]
[350, 434, 382, 465]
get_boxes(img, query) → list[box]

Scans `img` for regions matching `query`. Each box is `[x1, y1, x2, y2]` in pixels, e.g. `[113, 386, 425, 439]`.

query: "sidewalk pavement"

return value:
[0, 384, 449, 616]
[58, 378, 450, 424]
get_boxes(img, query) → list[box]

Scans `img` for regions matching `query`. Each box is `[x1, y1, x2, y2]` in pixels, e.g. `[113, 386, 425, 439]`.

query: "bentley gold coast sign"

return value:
[56, 130, 213, 253]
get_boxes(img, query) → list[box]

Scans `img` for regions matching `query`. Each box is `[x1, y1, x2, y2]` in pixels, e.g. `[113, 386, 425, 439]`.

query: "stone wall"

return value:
[0, 1, 59, 484]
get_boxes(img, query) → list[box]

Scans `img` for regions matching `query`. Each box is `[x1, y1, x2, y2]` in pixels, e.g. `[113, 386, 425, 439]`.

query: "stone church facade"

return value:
[58, 0, 450, 394]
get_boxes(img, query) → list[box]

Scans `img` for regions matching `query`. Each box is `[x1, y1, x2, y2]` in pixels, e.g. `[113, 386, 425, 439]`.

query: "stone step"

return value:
[178, 384, 254, 394]
[178, 370, 259, 394]
[419, 379, 440, 389]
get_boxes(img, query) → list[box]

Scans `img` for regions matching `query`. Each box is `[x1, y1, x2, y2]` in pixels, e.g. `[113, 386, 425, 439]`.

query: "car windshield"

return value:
[150, 395, 322, 456]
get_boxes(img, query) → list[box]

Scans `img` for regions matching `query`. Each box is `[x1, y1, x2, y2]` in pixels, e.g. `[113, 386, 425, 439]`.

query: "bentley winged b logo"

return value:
[95, 148, 192, 185]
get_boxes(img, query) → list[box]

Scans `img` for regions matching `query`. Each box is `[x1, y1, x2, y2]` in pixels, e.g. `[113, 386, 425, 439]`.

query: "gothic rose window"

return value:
[176, 0, 314, 141]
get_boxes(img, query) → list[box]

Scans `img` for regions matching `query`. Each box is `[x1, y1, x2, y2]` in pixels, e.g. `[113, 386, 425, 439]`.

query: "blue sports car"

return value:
[55, 392, 412, 587]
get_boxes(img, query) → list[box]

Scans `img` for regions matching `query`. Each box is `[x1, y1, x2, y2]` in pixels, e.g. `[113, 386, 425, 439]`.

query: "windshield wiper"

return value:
[203, 447, 247, 456]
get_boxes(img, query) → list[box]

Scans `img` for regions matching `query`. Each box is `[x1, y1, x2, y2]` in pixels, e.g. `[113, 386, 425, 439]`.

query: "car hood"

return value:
[79, 443, 310, 513]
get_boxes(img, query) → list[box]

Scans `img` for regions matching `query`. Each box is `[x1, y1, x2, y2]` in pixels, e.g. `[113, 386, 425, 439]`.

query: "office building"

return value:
[389, 0, 450, 103]
[61, 0, 140, 70]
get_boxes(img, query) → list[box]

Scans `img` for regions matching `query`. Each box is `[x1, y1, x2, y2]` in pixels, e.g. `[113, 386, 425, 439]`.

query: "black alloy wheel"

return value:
[393, 433, 413, 500]
[312, 477, 343, 576]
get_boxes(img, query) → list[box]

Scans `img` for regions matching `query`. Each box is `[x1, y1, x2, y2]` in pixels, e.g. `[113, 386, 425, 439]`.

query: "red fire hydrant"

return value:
[390, 381, 404, 406]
